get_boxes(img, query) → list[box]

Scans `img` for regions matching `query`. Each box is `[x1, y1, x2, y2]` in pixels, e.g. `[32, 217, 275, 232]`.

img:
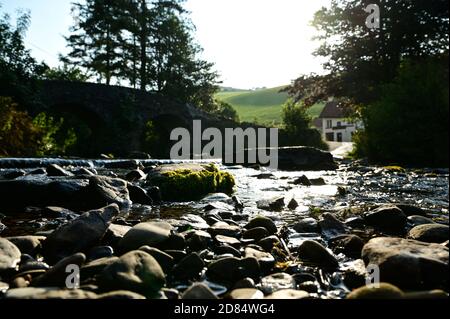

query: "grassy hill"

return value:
[216, 86, 324, 125]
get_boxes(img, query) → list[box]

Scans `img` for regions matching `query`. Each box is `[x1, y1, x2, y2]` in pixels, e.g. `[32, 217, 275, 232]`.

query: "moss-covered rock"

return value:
[147, 163, 235, 202]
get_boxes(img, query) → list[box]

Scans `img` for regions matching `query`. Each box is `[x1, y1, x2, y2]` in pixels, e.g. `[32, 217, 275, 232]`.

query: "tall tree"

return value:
[63, 0, 127, 85]
[285, 0, 449, 107]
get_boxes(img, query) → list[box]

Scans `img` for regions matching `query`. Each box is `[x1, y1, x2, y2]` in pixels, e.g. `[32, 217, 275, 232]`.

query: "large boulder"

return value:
[147, 163, 235, 201]
[42, 204, 119, 264]
[362, 237, 449, 289]
[277, 147, 337, 171]
[0, 175, 131, 212]
[119, 222, 173, 253]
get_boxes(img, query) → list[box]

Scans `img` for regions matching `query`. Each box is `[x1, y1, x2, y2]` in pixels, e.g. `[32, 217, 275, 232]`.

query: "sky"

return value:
[1, 0, 329, 89]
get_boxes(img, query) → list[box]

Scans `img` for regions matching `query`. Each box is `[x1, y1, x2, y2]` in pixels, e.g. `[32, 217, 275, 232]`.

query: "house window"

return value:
[337, 121, 342, 127]
[326, 120, 332, 129]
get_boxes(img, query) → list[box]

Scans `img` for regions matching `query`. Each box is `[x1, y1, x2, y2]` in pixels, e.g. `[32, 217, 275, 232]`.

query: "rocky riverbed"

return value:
[0, 155, 448, 300]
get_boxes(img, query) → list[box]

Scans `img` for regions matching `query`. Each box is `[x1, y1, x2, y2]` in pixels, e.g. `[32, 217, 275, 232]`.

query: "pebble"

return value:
[363, 205, 407, 234]
[182, 283, 218, 299]
[0, 238, 21, 274]
[245, 216, 277, 235]
[296, 240, 339, 269]
[228, 288, 264, 299]
[265, 289, 309, 299]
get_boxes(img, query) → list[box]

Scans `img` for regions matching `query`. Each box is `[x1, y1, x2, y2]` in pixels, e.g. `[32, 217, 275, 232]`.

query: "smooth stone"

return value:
[6, 236, 45, 257]
[265, 289, 309, 299]
[260, 273, 296, 294]
[98, 250, 165, 298]
[242, 227, 270, 241]
[293, 175, 312, 186]
[407, 215, 435, 227]
[182, 283, 218, 299]
[127, 184, 153, 205]
[5, 287, 98, 299]
[0, 238, 21, 273]
[293, 218, 319, 234]
[81, 257, 120, 280]
[257, 197, 285, 212]
[347, 283, 404, 299]
[98, 290, 146, 299]
[296, 240, 339, 268]
[213, 244, 242, 258]
[318, 213, 347, 239]
[0, 281, 9, 292]
[233, 278, 256, 289]
[19, 260, 50, 273]
[42, 204, 119, 264]
[206, 257, 260, 284]
[185, 230, 213, 251]
[342, 259, 368, 290]
[396, 204, 427, 217]
[245, 216, 277, 235]
[363, 205, 407, 234]
[208, 222, 241, 238]
[362, 237, 449, 289]
[310, 178, 326, 186]
[46, 164, 73, 177]
[244, 247, 275, 272]
[215, 235, 241, 248]
[287, 198, 299, 210]
[87, 246, 114, 261]
[32, 253, 86, 287]
[329, 235, 365, 259]
[408, 224, 449, 243]
[103, 223, 132, 248]
[138, 246, 174, 273]
[258, 236, 282, 252]
[228, 288, 264, 299]
[171, 253, 205, 281]
[126, 169, 146, 182]
[118, 222, 172, 253]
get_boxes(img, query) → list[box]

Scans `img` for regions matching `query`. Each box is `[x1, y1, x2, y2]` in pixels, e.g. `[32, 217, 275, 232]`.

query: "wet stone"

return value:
[182, 283, 218, 299]
[242, 227, 270, 241]
[32, 253, 86, 287]
[408, 224, 449, 244]
[407, 215, 435, 227]
[0, 238, 21, 274]
[296, 240, 339, 269]
[87, 246, 114, 261]
[293, 218, 319, 234]
[258, 236, 282, 252]
[363, 205, 407, 234]
[208, 222, 241, 238]
[265, 289, 309, 299]
[228, 288, 264, 299]
[318, 213, 347, 239]
[245, 216, 277, 235]
[119, 221, 172, 253]
[257, 197, 285, 212]
[260, 273, 296, 294]
[214, 235, 241, 248]
[6, 236, 46, 256]
[138, 246, 174, 273]
[171, 253, 205, 281]
[329, 235, 365, 259]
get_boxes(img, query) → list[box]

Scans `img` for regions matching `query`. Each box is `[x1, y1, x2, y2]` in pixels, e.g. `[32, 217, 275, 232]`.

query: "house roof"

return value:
[319, 101, 346, 119]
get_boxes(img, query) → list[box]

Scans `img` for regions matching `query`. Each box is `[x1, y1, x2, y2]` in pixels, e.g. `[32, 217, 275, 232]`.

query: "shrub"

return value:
[280, 99, 328, 150]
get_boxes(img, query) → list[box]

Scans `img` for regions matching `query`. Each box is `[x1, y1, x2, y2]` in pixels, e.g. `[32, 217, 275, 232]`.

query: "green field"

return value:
[216, 86, 324, 125]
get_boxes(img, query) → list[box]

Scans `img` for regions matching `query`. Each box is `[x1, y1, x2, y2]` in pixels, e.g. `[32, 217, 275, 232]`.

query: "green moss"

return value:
[150, 164, 235, 202]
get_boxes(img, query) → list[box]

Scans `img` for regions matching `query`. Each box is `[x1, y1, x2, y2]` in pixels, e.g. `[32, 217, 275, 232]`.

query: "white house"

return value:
[315, 101, 362, 143]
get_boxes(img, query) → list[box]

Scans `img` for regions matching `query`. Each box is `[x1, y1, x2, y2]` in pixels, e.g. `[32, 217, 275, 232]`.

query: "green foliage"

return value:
[353, 58, 449, 167]
[0, 7, 47, 107]
[149, 164, 235, 201]
[0, 97, 77, 157]
[43, 64, 89, 82]
[279, 99, 328, 150]
[285, 0, 449, 107]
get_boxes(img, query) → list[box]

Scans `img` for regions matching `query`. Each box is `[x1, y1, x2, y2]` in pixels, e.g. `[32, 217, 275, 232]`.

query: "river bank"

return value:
[0, 156, 448, 299]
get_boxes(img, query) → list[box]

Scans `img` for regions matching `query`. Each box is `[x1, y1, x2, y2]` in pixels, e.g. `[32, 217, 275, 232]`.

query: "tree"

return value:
[0, 7, 47, 106]
[279, 99, 327, 149]
[63, 0, 128, 85]
[285, 0, 449, 107]
[353, 56, 449, 167]
[43, 64, 89, 82]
